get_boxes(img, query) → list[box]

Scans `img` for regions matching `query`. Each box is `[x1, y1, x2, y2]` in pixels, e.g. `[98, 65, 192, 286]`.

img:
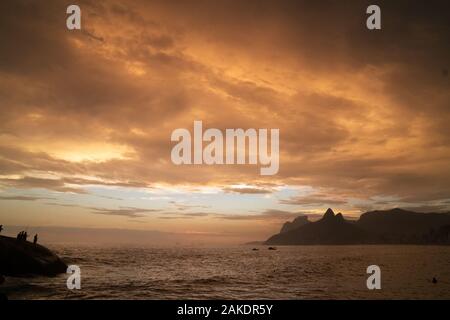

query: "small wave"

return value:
[190, 276, 230, 285]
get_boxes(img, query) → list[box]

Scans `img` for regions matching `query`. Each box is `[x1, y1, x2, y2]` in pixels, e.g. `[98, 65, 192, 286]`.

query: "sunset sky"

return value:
[0, 0, 449, 244]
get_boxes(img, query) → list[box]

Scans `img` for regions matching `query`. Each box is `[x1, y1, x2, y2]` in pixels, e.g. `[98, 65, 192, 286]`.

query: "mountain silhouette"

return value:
[266, 208, 368, 245]
[358, 208, 450, 237]
[279, 215, 309, 233]
[265, 208, 450, 245]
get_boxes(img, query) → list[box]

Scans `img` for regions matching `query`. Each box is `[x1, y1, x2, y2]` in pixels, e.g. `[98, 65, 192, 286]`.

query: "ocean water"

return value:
[2, 245, 450, 300]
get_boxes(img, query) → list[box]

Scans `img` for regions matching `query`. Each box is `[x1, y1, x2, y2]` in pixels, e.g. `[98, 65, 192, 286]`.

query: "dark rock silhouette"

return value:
[357, 208, 450, 243]
[266, 208, 368, 245]
[265, 208, 450, 245]
[0, 274, 5, 300]
[0, 235, 67, 276]
[335, 212, 344, 221]
[322, 208, 335, 220]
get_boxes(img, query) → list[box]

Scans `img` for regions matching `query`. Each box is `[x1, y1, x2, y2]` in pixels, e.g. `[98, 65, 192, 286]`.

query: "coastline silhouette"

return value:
[266, 208, 450, 245]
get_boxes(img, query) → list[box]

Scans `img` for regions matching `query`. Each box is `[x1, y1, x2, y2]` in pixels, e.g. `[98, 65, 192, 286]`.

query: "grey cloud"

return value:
[0, 195, 54, 201]
[279, 194, 348, 206]
[0, 177, 87, 194]
[89, 206, 161, 218]
[223, 187, 272, 194]
[216, 209, 302, 221]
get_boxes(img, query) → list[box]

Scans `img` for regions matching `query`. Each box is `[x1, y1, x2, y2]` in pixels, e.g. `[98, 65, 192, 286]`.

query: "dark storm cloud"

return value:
[0, 0, 449, 209]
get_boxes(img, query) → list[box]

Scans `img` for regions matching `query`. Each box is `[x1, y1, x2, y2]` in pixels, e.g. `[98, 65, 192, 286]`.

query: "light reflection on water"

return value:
[2, 245, 450, 299]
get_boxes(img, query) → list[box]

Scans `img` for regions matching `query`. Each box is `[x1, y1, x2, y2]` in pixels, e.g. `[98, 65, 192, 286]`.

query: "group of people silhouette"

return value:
[17, 231, 28, 241]
[16, 230, 38, 244]
[0, 225, 38, 245]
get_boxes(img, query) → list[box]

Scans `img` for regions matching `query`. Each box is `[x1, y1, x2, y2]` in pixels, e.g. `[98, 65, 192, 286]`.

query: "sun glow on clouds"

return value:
[48, 144, 134, 163]
[0, 1, 449, 242]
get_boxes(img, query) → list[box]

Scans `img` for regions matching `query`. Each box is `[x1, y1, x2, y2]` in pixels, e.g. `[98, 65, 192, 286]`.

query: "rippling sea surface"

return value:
[2, 245, 450, 299]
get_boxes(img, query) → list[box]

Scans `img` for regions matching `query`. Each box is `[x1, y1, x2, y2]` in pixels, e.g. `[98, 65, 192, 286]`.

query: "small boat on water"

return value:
[268, 247, 277, 250]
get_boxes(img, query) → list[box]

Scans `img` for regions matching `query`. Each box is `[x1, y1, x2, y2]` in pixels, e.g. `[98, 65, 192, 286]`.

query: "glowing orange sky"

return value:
[0, 0, 449, 243]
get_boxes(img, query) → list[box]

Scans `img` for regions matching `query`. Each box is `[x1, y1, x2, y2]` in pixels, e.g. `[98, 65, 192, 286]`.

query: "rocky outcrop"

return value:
[0, 235, 67, 277]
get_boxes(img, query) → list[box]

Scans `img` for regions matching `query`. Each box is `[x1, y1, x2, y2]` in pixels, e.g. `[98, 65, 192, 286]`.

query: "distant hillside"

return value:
[357, 208, 450, 243]
[265, 208, 450, 245]
[279, 216, 309, 233]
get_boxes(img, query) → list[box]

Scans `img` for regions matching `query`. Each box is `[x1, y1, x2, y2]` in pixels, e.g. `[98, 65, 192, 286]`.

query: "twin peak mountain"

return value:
[265, 208, 450, 245]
